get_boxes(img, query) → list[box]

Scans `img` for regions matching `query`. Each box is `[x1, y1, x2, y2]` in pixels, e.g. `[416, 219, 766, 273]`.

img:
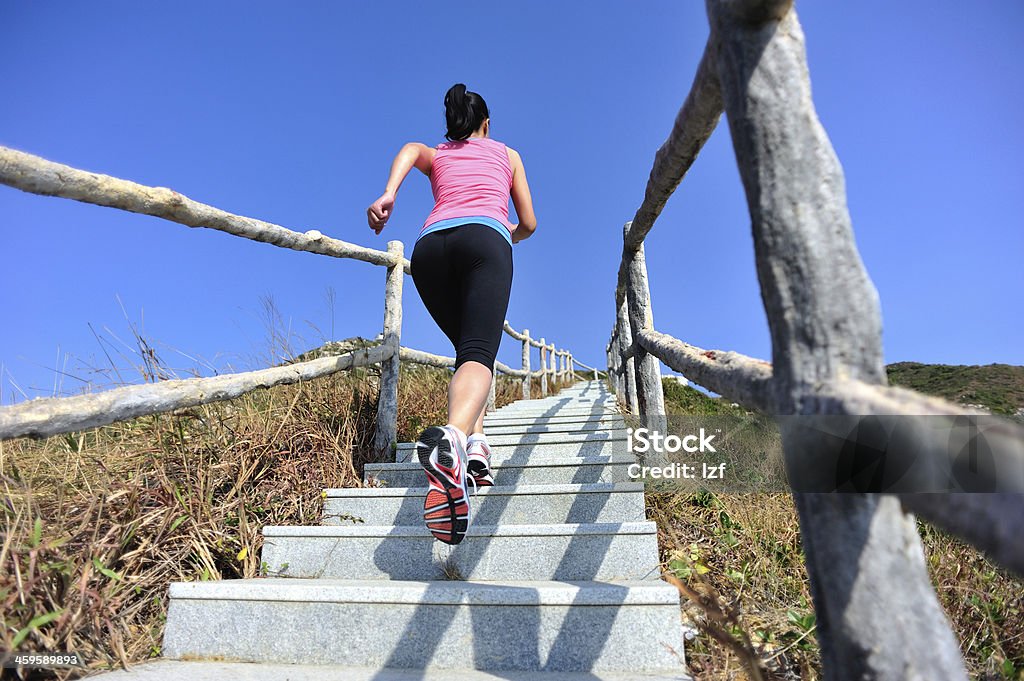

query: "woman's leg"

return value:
[411, 223, 512, 437]
[447, 224, 514, 436]
[447, 361, 492, 436]
[410, 229, 476, 544]
[470, 401, 487, 436]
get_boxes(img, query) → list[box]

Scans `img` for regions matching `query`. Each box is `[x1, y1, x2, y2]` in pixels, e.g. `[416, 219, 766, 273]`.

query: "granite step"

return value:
[491, 397, 616, 409]
[367, 455, 635, 487]
[394, 435, 625, 463]
[492, 402, 618, 413]
[322, 482, 645, 526]
[486, 411, 621, 421]
[482, 417, 628, 435]
[161, 579, 687, 673]
[84, 659, 692, 680]
[259, 521, 662, 581]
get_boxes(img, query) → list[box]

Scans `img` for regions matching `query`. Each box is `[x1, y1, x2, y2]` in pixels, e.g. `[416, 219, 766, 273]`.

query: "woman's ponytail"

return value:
[444, 83, 489, 141]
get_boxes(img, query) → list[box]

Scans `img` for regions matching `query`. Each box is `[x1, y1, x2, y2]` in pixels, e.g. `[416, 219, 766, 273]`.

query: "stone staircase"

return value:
[90, 380, 692, 680]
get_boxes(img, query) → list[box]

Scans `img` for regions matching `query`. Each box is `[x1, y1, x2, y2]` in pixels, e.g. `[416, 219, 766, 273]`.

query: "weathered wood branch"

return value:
[615, 39, 724, 309]
[0, 145, 412, 274]
[570, 356, 600, 373]
[898, 494, 1024, 577]
[0, 344, 395, 440]
[636, 327, 774, 412]
[539, 337, 549, 396]
[502, 320, 527, 341]
[521, 329, 532, 399]
[397, 347, 455, 370]
[502, 319, 550, 349]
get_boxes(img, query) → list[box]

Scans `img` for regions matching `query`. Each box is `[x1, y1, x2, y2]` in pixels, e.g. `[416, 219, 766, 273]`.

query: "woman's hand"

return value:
[510, 223, 528, 244]
[367, 191, 396, 234]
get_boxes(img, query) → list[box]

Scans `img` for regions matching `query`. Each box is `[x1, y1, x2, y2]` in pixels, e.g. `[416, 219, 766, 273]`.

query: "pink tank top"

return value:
[420, 137, 514, 238]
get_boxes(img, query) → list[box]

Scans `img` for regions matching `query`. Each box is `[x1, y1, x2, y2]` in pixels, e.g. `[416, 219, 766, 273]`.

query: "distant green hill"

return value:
[886, 362, 1024, 417]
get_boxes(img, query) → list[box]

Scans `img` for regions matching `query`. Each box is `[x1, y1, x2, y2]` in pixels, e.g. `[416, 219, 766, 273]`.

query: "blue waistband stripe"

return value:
[417, 216, 513, 247]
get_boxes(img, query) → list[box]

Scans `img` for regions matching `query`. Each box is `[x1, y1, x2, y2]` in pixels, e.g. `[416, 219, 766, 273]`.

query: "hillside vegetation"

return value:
[886, 361, 1024, 417]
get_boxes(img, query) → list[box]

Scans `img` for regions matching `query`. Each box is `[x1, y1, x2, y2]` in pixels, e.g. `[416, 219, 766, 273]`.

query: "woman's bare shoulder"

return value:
[505, 145, 524, 166]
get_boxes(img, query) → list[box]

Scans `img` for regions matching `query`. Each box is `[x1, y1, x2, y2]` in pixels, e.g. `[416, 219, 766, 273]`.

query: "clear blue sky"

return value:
[2, 2, 1022, 405]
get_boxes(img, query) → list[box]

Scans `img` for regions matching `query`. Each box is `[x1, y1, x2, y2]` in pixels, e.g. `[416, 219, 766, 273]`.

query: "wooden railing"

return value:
[606, 2, 1024, 679]
[0, 146, 582, 458]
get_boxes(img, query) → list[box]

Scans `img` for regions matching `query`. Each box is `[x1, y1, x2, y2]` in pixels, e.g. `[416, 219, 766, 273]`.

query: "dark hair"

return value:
[444, 83, 489, 141]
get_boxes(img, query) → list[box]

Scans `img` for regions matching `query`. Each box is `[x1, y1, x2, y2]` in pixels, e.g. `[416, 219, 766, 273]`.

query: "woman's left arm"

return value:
[367, 142, 435, 234]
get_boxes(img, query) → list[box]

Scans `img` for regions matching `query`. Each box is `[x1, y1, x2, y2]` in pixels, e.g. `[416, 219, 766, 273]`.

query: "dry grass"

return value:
[1, 356, 567, 679]
[651, 490, 1023, 680]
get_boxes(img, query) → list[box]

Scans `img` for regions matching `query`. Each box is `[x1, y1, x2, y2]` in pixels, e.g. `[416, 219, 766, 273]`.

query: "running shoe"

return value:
[466, 434, 495, 487]
[417, 424, 473, 545]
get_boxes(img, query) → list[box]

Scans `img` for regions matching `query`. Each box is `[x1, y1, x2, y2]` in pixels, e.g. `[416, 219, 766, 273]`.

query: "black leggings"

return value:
[410, 223, 513, 372]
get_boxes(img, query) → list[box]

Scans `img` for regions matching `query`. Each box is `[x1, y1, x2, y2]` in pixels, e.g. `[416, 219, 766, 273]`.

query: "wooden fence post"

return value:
[604, 346, 610, 389]
[539, 338, 548, 397]
[615, 288, 640, 416]
[608, 333, 620, 396]
[373, 240, 404, 462]
[610, 331, 618, 395]
[521, 328, 531, 399]
[622, 222, 664, 434]
[707, 2, 966, 677]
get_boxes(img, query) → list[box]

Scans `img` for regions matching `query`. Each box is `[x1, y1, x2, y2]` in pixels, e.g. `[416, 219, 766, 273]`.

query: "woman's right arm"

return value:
[367, 143, 435, 234]
[507, 147, 536, 243]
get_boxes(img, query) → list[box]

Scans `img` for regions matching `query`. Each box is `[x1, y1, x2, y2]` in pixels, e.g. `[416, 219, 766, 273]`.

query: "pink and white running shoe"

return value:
[466, 434, 495, 487]
[417, 424, 473, 545]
